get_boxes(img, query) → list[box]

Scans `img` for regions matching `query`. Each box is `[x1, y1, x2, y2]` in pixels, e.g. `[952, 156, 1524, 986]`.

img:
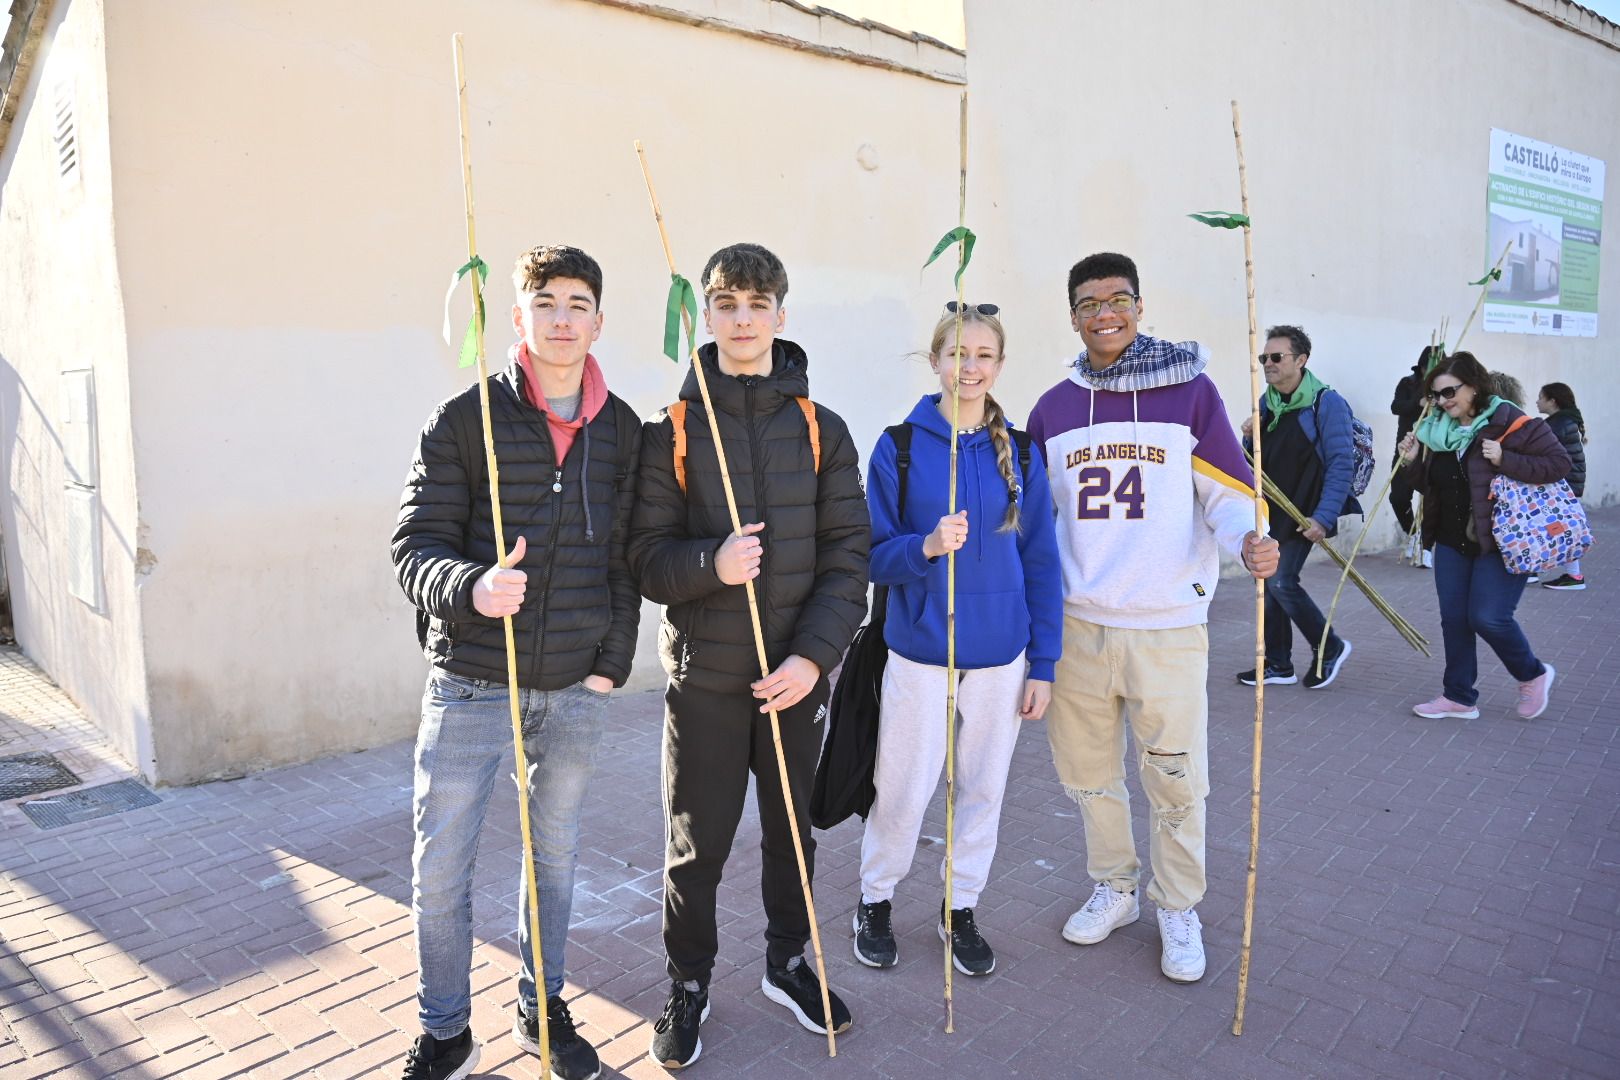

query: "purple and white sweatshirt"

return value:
[1026, 335, 1264, 630]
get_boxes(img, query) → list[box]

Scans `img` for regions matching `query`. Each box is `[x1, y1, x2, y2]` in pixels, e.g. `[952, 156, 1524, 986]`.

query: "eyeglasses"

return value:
[945, 301, 999, 316]
[1072, 293, 1138, 319]
[1427, 385, 1464, 403]
[1258, 352, 1296, 365]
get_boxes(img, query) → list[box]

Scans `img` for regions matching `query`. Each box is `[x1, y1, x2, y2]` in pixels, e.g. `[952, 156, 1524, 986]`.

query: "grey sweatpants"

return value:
[858, 650, 1027, 910]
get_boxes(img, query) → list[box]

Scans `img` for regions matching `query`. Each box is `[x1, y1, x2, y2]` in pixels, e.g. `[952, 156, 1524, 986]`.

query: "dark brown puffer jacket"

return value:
[1406, 401, 1571, 556]
[630, 340, 870, 693]
[391, 362, 641, 689]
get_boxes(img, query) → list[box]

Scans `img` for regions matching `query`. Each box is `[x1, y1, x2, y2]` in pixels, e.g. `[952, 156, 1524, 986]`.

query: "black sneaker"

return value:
[513, 996, 601, 1080]
[1304, 638, 1352, 690]
[939, 903, 995, 976]
[1237, 664, 1296, 686]
[1543, 574, 1587, 591]
[401, 1029, 481, 1080]
[852, 898, 897, 968]
[649, 981, 709, 1070]
[761, 957, 852, 1035]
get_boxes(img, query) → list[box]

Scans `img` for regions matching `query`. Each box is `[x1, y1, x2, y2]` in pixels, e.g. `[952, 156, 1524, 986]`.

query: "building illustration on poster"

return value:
[1484, 128, 1604, 337]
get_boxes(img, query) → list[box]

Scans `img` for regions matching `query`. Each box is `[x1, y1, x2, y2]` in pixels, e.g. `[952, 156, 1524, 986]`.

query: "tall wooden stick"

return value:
[941, 90, 968, 1036]
[1231, 98, 1265, 1038]
[452, 33, 550, 1070]
[633, 142, 838, 1058]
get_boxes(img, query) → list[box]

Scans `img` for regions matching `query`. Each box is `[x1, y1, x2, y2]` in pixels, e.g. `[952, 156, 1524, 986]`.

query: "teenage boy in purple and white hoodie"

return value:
[1026, 252, 1279, 984]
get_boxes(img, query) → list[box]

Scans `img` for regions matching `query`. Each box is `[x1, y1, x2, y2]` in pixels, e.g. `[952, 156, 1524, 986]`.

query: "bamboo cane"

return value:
[451, 33, 550, 1070]
[633, 142, 838, 1058]
[941, 89, 968, 1036]
[1231, 98, 1265, 1038]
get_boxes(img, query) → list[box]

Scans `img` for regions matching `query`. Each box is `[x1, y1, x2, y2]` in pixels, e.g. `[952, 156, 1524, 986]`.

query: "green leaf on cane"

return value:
[663, 273, 700, 364]
[1187, 211, 1250, 229]
[923, 226, 976, 288]
[1467, 268, 1503, 286]
[443, 256, 489, 369]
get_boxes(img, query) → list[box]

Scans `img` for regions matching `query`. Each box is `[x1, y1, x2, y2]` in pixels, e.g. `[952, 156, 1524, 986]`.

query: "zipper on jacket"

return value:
[744, 379, 769, 617]
[534, 464, 564, 685]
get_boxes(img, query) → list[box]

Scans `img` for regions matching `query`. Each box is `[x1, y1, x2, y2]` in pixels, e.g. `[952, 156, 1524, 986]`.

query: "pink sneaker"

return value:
[1516, 664, 1555, 720]
[1412, 695, 1479, 719]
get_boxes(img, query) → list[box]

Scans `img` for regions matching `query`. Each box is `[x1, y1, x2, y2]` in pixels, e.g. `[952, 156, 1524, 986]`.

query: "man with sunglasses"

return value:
[1237, 325, 1361, 690]
[1027, 252, 1278, 985]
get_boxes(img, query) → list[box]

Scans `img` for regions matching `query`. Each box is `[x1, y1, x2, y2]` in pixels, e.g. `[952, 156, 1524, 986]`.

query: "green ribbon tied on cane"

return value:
[443, 256, 489, 369]
[1187, 211, 1251, 229]
[1468, 268, 1503, 286]
[923, 226, 977, 288]
[663, 273, 700, 364]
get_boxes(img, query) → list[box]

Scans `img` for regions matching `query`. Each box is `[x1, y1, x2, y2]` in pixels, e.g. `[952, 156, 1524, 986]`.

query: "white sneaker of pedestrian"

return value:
[1157, 907, 1206, 983]
[1061, 882, 1139, 945]
[1421, 548, 1433, 569]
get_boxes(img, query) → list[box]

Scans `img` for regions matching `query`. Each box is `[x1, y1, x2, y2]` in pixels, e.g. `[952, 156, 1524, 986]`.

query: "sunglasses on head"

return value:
[945, 301, 999, 316]
[1427, 385, 1464, 403]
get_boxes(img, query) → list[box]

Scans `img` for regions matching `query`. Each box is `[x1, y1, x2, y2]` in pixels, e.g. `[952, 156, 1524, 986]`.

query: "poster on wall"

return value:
[1484, 129, 1604, 337]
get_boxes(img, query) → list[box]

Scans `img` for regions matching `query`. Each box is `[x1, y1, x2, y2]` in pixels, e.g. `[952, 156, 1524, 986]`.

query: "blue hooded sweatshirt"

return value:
[866, 394, 1063, 681]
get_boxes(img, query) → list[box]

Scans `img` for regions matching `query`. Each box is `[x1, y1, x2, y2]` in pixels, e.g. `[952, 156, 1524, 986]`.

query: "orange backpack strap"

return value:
[796, 397, 821, 474]
[1501, 414, 1532, 441]
[669, 400, 688, 495]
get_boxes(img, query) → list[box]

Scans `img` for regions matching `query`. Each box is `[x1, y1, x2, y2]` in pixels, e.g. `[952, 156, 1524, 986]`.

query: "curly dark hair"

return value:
[511, 245, 603, 307]
[1067, 252, 1139, 306]
[1264, 324, 1312, 360]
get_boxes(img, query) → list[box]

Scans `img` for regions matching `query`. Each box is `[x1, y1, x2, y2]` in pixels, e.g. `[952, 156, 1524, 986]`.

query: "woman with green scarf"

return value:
[1396, 353, 1570, 721]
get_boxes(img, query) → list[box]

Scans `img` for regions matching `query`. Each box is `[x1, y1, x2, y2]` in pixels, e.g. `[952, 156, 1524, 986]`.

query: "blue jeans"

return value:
[412, 669, 607, 1040]
[1264, 534, 1339, 668]
[1431, 545, 1542, 706]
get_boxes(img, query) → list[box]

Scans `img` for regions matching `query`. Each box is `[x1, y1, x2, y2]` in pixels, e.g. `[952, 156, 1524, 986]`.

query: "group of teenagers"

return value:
[390, 241, 1576, 1080]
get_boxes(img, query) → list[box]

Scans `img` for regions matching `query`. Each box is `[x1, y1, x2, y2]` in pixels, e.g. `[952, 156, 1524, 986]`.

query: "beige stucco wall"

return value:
[0, 0, 154, 774]
[963, 0, 1620, 549]
[96, 0, 962, 782]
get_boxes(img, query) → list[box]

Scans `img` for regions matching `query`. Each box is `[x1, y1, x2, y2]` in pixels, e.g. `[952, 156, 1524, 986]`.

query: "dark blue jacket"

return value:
[1257, 387, 1363, 536]
[866, 395, 1063, 681]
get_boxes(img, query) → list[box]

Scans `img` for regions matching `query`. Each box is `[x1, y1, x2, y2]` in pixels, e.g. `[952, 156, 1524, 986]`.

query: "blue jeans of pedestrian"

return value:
[1431, 544, 1542, 707]
[1264, 533, 1339, 668]
[412, 669, 607, 1040]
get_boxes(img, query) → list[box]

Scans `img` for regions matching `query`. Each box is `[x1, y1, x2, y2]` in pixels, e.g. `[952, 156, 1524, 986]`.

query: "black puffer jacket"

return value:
[392, 362, 641, 689]
[630, 340, 869, 693]
[1546, 409, 1587, 497]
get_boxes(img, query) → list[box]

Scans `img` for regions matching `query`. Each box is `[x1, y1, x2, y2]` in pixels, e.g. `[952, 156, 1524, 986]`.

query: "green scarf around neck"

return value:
[1415, 395, 1507, 454]
[1263, 369, 1327, 432]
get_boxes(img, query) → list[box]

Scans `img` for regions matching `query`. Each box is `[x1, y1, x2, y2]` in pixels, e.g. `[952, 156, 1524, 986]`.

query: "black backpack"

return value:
[810, 422, 1030, 830]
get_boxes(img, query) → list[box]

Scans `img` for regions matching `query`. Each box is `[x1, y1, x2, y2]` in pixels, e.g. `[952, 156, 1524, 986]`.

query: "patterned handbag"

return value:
[1489, 418, 1594, 574]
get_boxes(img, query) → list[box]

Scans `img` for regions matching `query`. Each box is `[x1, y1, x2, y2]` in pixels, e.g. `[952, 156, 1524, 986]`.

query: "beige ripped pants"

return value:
[1046, 616, 1210, 911]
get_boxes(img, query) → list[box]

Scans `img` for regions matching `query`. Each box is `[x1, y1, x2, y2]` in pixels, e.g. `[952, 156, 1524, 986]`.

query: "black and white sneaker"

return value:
[853, 898, 898, 968]
[1543, 574, 1587, 591]
[401, 1029, 481, 1080]
[649, 981, 710, 1070]
[1304, 638, 1351, 690]
[761, 957, 852, 1035]
[1237, 664, 1296, 686]
[513, 996, 601, 1080]
[939, 903, 995, 976]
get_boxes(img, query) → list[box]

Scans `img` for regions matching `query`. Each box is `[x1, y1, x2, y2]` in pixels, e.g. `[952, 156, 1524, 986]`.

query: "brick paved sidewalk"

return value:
[2, 511, 1617, 1078]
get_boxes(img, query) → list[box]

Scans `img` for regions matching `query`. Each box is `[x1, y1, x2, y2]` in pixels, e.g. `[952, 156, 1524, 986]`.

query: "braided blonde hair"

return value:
[929, 309, 1021, 533]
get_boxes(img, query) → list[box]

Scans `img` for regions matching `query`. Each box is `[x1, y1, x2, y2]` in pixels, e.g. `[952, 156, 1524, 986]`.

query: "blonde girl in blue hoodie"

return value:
[851, 305, 1062, 977]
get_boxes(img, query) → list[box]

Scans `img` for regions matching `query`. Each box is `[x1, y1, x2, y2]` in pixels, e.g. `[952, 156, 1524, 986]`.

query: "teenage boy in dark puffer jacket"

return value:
[391, 245, 639, 1080]
[630, 243, 868, 1070]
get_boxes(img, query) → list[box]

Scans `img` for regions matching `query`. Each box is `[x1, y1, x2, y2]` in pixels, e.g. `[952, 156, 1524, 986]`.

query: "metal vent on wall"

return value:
[52, 78, 79, 186]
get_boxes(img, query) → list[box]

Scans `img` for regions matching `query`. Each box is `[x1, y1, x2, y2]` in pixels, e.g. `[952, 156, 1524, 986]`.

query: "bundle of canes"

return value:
[632, 141, 838, 1058]
[1244, 452, 1430, 655]
[1400, 242, 1513, 565]
[1228, 98, 1266, 1039]
[447, 33, 551, 1069]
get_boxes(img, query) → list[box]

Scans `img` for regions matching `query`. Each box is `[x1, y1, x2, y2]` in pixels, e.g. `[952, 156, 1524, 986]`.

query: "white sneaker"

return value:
[1061, 883, 1139, 945]
[1157, 907, 1206, 982]
[1421, 548, 1433, 569]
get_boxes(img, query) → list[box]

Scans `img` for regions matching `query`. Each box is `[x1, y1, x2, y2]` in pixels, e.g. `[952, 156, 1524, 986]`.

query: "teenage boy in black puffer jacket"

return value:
[630, 243, 869, 1069]
[391, 245, 640, 1080]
